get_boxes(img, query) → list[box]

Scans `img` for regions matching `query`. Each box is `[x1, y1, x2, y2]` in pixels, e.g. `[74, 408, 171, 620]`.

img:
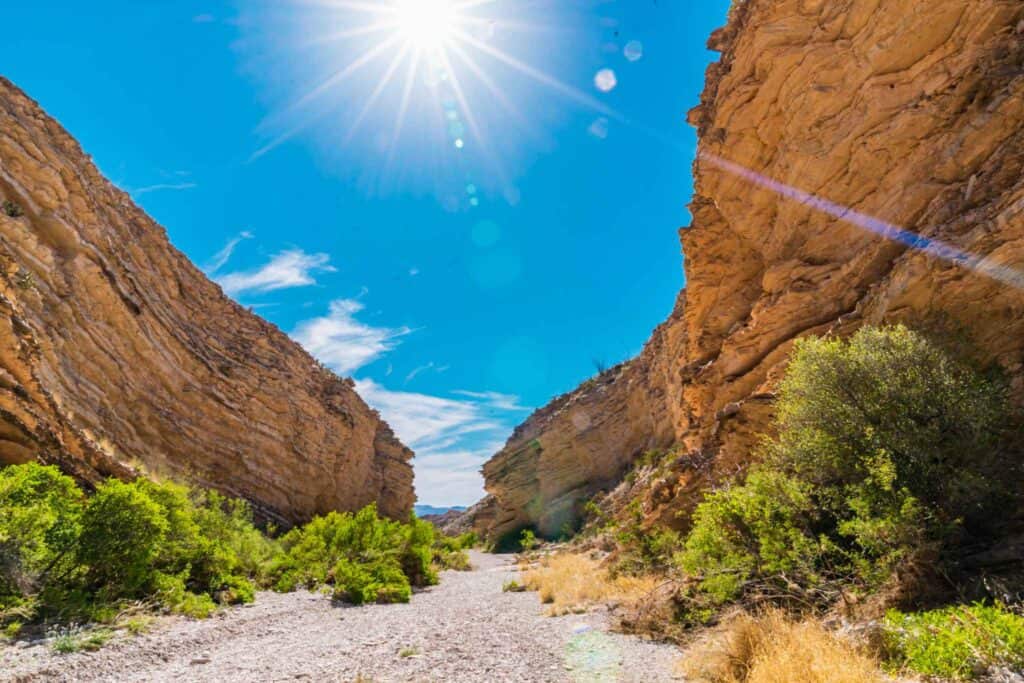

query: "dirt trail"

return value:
[1, 552, 682, 682]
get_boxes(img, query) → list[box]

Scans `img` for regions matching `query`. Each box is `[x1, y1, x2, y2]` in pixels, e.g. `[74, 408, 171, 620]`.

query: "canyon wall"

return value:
[479, 0, 1024, 540]
[0, 78, 415, 524]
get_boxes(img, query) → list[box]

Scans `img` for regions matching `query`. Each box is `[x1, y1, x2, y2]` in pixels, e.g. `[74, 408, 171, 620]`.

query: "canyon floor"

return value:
[1, 551, 682, 682]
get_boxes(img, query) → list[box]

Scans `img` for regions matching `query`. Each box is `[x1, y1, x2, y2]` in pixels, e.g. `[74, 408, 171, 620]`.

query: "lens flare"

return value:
[701, 151, 1024, 289]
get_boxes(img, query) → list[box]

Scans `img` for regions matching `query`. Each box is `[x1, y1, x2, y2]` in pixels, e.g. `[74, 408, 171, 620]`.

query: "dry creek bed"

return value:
[1, 551, 682, 682]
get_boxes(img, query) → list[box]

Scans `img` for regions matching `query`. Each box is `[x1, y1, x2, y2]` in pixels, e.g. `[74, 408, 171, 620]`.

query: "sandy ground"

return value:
[1, 551, 683, 682]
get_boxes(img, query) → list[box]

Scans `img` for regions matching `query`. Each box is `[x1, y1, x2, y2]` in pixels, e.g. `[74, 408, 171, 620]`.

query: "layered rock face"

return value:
[479, 0, 1024, 540]
[0, 78, 414, 524]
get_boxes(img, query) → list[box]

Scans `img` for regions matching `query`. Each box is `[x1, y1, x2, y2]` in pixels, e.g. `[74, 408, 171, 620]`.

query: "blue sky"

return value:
[1, 0, 730, 506]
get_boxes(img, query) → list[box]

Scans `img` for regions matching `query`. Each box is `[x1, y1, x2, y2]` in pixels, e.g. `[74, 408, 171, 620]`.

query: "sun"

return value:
[246, 0, 618, 199]
[393, 0, 459, 51]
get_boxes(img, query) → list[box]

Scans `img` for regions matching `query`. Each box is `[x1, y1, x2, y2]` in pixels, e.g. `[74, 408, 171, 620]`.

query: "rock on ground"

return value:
[0, 552, 682, 682]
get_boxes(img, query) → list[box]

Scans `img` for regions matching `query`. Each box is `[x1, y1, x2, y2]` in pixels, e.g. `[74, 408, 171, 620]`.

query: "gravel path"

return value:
[1, 552, 683, 682]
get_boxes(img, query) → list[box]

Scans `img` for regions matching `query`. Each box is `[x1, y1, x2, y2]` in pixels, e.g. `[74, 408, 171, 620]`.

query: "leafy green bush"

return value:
[0, 462, 449, 633]
[76, 479, 169, 601]
[883, 603, 1024, 680]
[676, 325, 1017, 611]
[0, 463, 84, 609]
[610, 500, 682, 575]
[519, 529, 538, 551]
[269, 504, 436, 604]
[676, 469, 821, 606]
[0, 465, 275, 627]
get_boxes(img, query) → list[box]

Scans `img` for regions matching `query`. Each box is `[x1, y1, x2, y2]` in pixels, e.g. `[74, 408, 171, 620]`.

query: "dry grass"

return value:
[682, 610, 887, 683]
[521, 553, 660, 616]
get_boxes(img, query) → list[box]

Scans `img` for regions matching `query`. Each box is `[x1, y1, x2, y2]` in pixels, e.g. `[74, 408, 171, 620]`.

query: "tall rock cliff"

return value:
[479, 0, 1024, 540]
[0, 78, 415, 524]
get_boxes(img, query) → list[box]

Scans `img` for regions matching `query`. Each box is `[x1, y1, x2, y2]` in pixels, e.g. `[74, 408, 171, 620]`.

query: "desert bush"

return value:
[2, 200, 23, 218]
[683, 610, 885, 683]
[0, 462, 451, 634]
[882, 602, 1024, 680]
[611, 500, 682, 575]
[0, 463, 84, 608]
[75, 479, 169, 601]
[676, 470, 822, 609]
[0, 465, 273, 628]
[522, 553, 658, 616]
[270, 504, 436, 604]
[676, 325, 1017, 612]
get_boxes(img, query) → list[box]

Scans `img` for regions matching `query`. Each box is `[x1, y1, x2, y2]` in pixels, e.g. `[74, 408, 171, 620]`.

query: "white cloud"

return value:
[355, 379, 500, 453]
[206, 231, 254, 273]
[405, 362, 449, 384]
[132, 182, 198, 196]
[291, 298, 530, 505]
[293, 300, 411, 375]
[413, 451, 492, 508]
[451, 390, 532, 412]
[217, 249, 336, 297]
[353, 380, 525, 506]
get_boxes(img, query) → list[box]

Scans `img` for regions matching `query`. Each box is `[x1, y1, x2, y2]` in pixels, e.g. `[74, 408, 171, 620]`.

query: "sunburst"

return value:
[243, 0, 617, 201]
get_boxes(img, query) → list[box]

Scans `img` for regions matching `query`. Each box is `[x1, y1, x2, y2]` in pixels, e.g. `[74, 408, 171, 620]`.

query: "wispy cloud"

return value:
[354, 380, 526, 506]
[355, 380, 502, 454]
[216, 249, 336, 297]
[291, 299, 529, 505]
[405, 362, 449, 384]
[293, 300, 411, 375]
[452, 390, 532, 412]
[193, 13, 216, 23]
[132, 182, 198, 196]
[206, 231, 254, 274]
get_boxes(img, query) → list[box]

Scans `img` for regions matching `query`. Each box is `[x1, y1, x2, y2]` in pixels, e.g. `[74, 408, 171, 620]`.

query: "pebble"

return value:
[0, 552, 681, 682]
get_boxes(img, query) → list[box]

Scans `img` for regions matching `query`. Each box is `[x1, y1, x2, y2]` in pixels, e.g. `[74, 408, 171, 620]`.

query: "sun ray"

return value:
[701, 152, 1024, 289]
[446, 40, 539, 142]
[297, 0, 398, 16]
[386, 48, 422, 169]
[248, 0, 626, 198]
[436, 50, 511, 188]
[305, 21, 399, 47]
[345, 44, 412, 144]
[276, 33, 402, 122]
[454, 28, 621, 120]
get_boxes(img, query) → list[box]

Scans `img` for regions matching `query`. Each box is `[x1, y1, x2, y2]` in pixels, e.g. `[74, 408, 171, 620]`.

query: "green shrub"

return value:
[675, 469, 822, 606]
[0, 463, 84, 610]
[76, 480, 169, 601]
[2, 200, 23, 218]
[49, 624, 113, 654]
[883, 603, 1024, 680]
[519, 529, 538, 552]
[270, 504, 435, 604]
[332, 558, 411, 605]
[0, 462, 447, 629]
[611, 500, 682, 575]
[676, 325, 1017, 611]
[434, 549, 471, 571]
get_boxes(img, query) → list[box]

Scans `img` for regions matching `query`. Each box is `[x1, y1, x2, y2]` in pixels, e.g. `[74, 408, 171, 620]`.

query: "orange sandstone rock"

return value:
[0, 78, 414, 524]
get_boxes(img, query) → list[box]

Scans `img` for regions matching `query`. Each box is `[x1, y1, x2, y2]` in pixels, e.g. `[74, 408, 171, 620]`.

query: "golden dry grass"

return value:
[682, 610, 887, 683]
[521, 553, 659, 616]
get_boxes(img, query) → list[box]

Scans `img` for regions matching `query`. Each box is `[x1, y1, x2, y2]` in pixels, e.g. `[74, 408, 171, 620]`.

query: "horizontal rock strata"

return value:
[0, 78, 414, 524]
[478, 0, 1024, 540]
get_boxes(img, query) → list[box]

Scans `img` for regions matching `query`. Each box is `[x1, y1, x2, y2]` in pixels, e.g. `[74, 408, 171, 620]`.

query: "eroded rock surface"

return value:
[479, 0, 1024, 540]
[0, 78, 414, 523]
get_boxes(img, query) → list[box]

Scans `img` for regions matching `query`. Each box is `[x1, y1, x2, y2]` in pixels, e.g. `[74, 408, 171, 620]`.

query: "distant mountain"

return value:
[414, 505, 467, 517]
